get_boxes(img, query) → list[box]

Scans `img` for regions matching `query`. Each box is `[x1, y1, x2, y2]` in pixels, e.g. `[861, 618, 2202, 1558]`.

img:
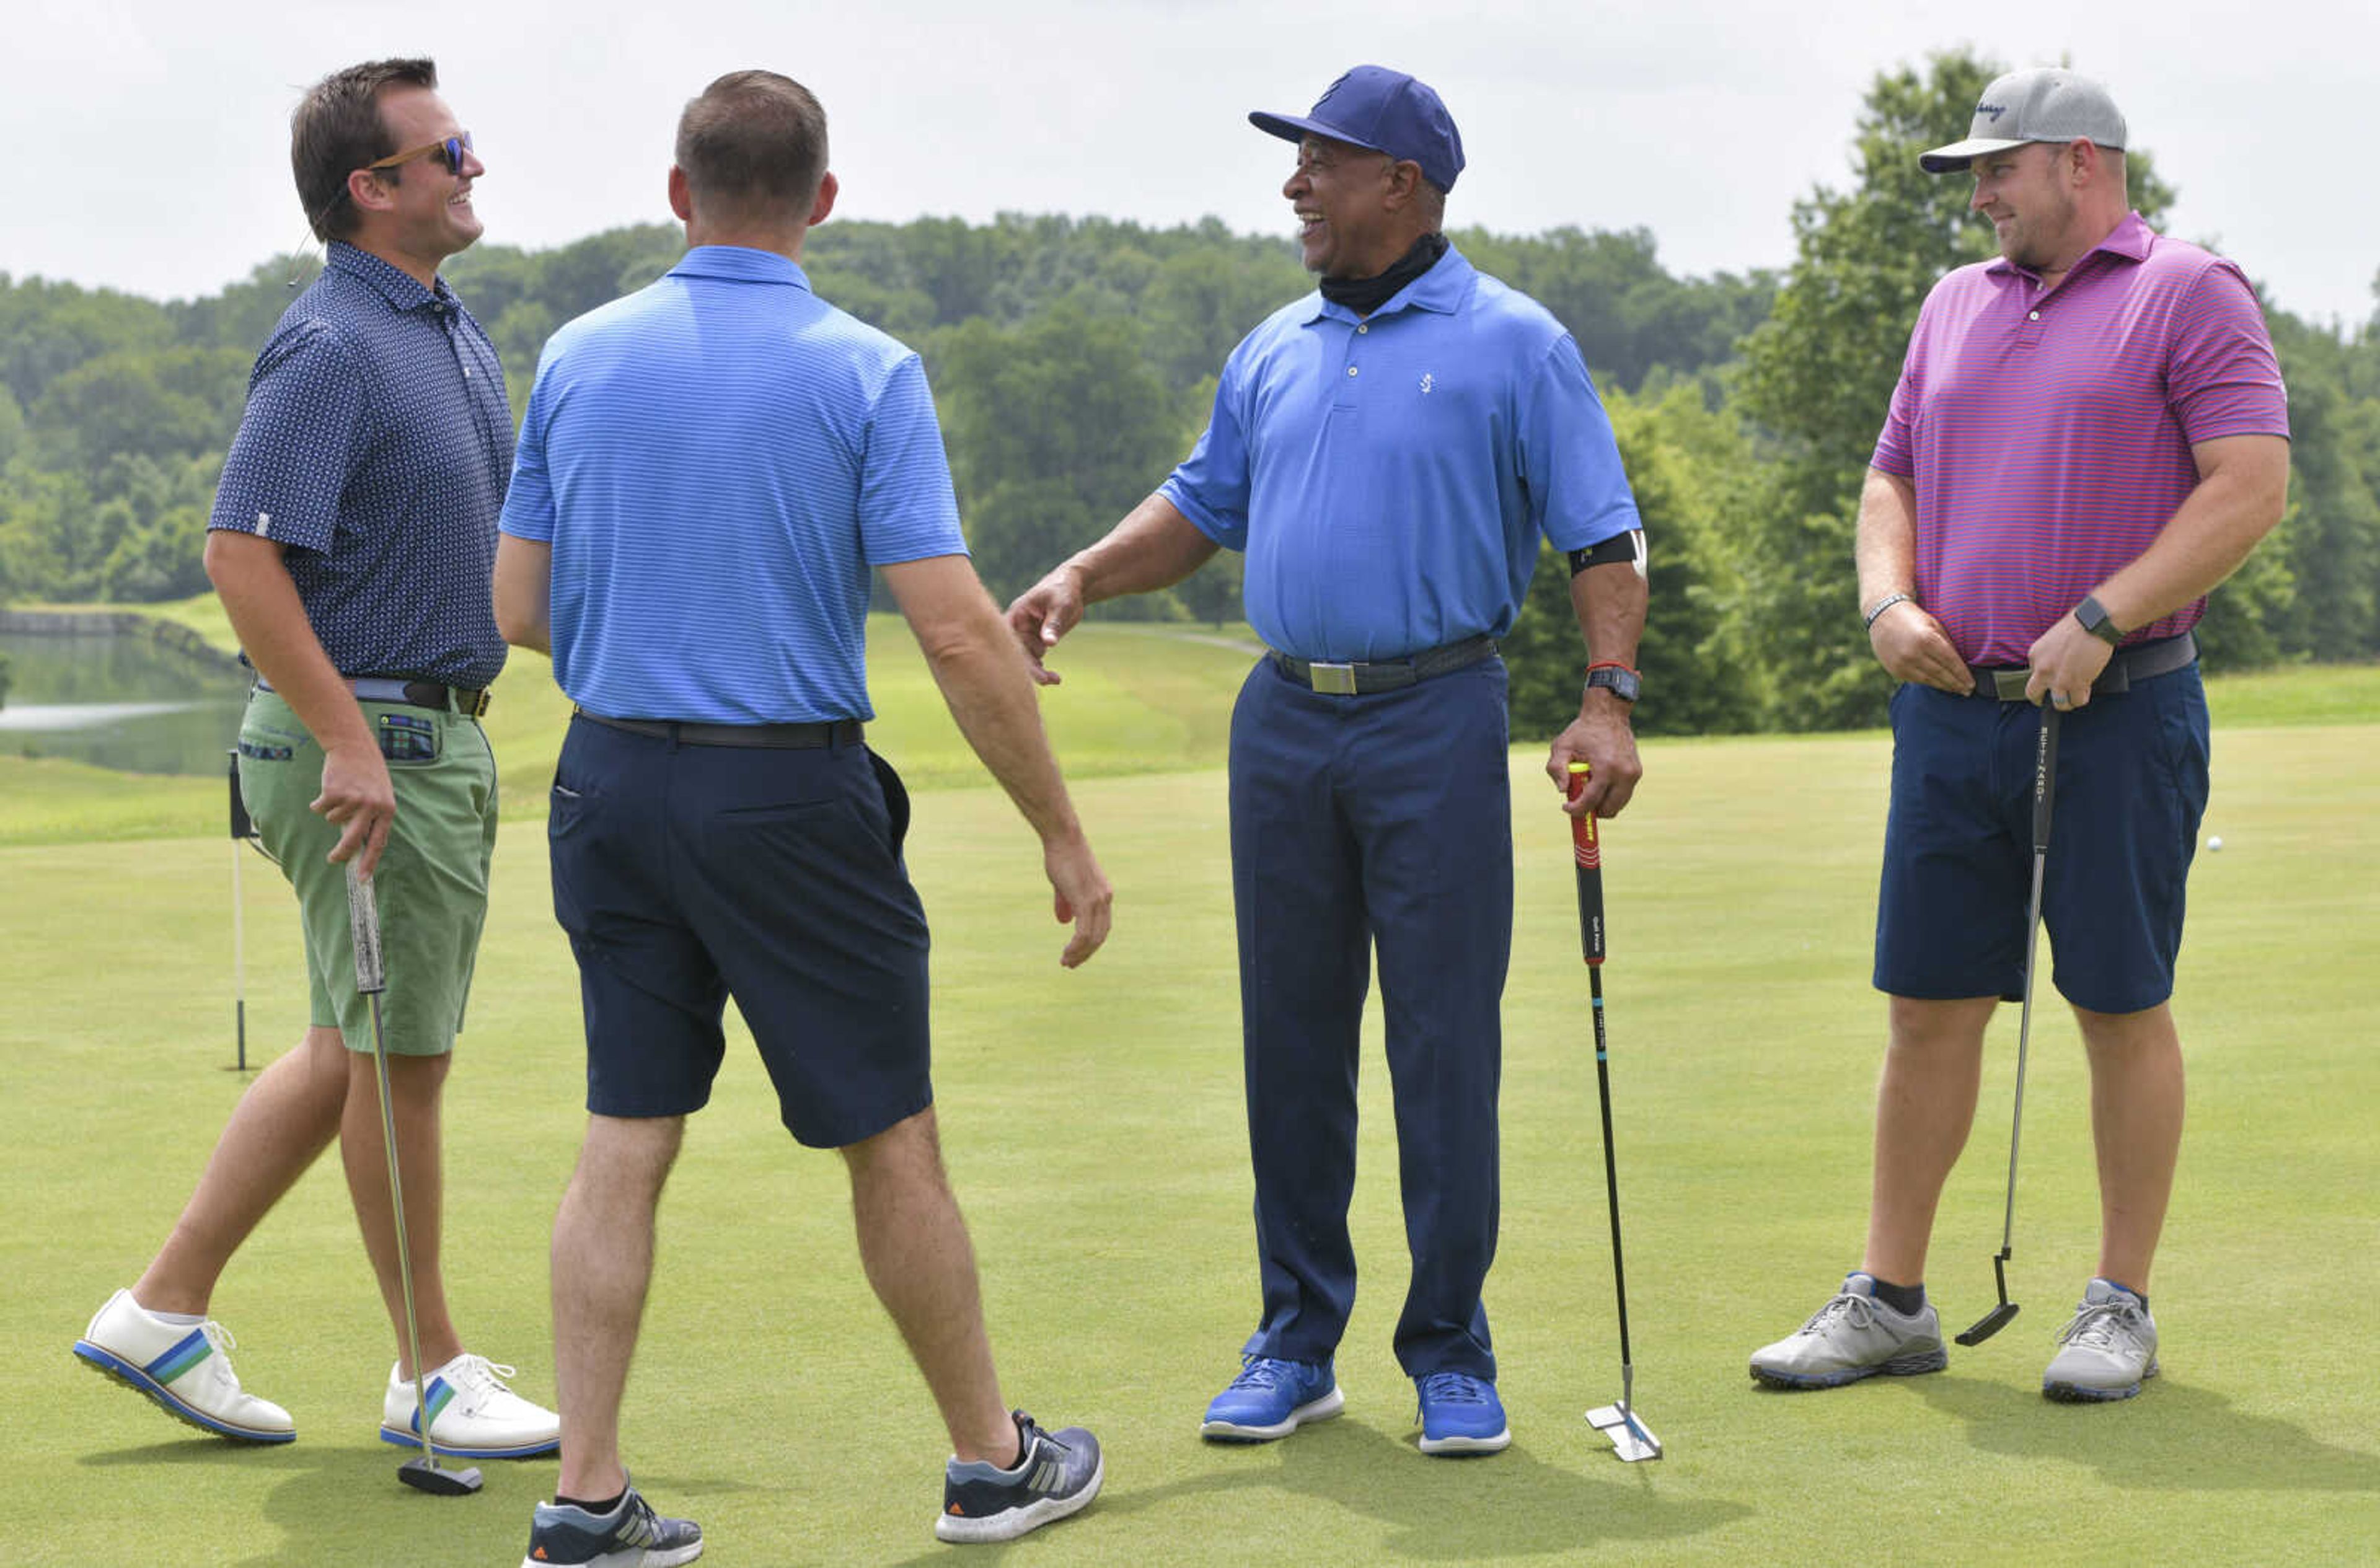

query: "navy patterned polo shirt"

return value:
[209, 241, 513, 689]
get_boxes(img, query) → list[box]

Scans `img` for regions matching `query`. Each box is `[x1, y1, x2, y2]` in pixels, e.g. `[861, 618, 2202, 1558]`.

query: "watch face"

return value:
[1589, 667, 1640, 703]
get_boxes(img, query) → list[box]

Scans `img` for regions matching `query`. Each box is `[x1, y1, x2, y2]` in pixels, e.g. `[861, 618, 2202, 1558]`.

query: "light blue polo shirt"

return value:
[1161, 245, 1638, 663]
[500, 246, 966, 723]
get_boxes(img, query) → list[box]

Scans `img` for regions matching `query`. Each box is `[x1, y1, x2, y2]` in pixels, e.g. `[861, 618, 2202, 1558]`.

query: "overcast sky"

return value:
[10, 0, 2374, 327]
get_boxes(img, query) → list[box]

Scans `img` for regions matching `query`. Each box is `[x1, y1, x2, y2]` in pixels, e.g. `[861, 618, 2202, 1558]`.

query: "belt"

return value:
[1968, 631, 2197, 702]
[255, 674, 491, 716]
[1270, 635, 1499, 695]
[575, 710, 863, 749]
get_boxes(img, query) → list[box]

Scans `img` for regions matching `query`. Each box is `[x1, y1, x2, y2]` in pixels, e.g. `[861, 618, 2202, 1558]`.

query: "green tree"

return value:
[1502, 384, 1764, 738]
[29, 346, 247, 473]
[0, 274, 175, 410]
[928, 302, 1183, 606]
[0, 386, 22, 469]
[2265, 315, 2380, 659]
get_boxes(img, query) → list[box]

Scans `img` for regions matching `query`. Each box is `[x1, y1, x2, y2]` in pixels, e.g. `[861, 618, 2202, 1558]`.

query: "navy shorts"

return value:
[547, 716, 932, 1147]
[1874, 663, 2210, 1015]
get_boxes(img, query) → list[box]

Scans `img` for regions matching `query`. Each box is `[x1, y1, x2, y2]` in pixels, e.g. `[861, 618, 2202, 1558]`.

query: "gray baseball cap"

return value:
[1918, 68, 2127, 174]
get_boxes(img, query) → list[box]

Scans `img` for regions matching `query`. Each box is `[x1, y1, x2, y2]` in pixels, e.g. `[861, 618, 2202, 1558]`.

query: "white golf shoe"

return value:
[1749, 1272, 1950, 1388]
[381, 1352, 561, 1459]
[2042, 1279, 2159, 1402]
[73, 1288, 296, 1442]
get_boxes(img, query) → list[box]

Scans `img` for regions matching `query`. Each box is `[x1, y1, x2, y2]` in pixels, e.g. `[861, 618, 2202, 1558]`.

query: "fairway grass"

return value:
[6, 690, 2375, 1564]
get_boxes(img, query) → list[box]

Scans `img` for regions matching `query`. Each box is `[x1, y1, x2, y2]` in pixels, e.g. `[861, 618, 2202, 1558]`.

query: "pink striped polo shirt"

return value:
[1872, 211, 2290, 666]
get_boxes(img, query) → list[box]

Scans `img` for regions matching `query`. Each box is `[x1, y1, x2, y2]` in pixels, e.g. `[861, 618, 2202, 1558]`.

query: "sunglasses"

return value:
[368, 131, 475, 176]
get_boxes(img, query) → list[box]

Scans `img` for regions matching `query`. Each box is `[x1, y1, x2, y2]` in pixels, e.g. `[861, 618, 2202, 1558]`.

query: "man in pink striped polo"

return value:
[1748, 68, 2290, 1402]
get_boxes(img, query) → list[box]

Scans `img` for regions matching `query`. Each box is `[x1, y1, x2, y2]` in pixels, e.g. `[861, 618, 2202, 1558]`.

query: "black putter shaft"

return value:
[1568, 765, 1658, 1458]
[346, 865, 483, 1495]
[1956, 705, 2061, 1348]
[229, 751, 252, 1073]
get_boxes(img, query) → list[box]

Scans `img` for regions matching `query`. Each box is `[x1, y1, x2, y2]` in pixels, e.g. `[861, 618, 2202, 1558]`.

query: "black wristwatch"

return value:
[1584, 664, 1641, 704]
[2074, 594, 2125, 646]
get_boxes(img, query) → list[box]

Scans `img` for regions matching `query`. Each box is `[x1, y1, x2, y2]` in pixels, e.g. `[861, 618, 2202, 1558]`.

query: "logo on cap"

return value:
[1978, 102, 2007, 121]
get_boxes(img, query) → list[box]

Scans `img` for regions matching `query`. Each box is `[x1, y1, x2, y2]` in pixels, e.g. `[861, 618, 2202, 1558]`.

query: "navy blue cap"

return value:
[1250, 65, 1465, 193]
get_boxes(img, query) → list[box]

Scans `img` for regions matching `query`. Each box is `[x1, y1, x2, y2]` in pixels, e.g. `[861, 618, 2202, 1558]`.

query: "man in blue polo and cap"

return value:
[1010, 64, 1647, 1455]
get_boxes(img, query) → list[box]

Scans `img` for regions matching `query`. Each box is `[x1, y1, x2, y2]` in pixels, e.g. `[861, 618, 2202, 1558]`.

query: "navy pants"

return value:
[1229, 655, 1512, 1380]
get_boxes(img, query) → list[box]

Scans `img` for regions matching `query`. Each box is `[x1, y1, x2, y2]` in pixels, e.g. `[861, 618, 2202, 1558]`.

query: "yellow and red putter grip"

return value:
[1567, 762, 1605, 967]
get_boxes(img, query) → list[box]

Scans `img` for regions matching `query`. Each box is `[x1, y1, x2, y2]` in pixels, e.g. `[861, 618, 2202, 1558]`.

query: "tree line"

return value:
[3, 49, 2373, 736]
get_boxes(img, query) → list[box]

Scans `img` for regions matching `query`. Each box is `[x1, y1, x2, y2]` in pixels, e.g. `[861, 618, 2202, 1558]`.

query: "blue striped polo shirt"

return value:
[500, 246, 967, 723]
[1160, 244, 1639, 663]
[1872, 212, 2289, 666]
[209, 242, 513, 689]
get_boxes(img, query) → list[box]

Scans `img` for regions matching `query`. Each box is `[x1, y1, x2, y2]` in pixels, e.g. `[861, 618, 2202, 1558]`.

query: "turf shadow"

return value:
[89, 1440, 769, 1568]
[876, 1415, 1751, 1565]
[1909, 1374, 2380, 1492]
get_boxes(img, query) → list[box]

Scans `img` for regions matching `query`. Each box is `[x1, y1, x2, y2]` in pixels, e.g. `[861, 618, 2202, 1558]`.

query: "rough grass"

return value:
[4, 655, 2374, 1565]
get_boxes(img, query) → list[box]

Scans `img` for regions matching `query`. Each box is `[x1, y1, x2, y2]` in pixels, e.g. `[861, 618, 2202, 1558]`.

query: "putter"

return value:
[1567, 764, 1662, 1462]
[1954, 705, 2061, 1348]
[346, 863, 484, 1497]
[228, 751, 256, 1073]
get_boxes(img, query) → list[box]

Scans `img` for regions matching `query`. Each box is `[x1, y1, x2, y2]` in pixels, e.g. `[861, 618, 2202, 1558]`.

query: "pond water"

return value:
[0, 630, 252, 775]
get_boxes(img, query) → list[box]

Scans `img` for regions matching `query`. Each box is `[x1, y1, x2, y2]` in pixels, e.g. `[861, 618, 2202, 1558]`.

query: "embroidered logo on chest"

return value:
[1419, 373, 1435, 394]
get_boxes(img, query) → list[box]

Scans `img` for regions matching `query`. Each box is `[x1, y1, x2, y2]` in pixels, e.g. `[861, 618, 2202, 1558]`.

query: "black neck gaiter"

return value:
[1319, 232, 1450, 317]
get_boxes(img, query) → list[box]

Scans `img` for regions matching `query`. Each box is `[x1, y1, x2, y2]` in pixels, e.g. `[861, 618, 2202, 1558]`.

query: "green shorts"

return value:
[236, 688, 500, 1057]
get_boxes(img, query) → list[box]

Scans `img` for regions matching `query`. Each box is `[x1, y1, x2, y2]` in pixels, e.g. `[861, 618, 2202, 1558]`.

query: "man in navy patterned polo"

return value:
[73, 58, 559, 1463]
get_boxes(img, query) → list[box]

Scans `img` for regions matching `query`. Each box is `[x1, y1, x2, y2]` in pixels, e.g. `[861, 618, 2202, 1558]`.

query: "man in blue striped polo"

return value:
[495, 70, 1111, 1561]
[1010, 64, 1649, 1456]
[74, 56, 558, 1466]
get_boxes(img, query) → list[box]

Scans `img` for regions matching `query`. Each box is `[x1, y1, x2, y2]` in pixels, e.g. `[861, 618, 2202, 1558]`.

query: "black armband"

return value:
[1567, 531, 1645, 576]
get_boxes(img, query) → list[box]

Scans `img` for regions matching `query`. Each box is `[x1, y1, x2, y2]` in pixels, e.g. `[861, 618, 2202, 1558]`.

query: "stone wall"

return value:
[0, 609, 242, 668]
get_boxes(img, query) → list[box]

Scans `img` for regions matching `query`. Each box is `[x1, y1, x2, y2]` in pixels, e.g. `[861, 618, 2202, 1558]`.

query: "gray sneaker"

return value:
[1749, 1272, 1949, 1389]
[2042, 1279, 2159, 1402]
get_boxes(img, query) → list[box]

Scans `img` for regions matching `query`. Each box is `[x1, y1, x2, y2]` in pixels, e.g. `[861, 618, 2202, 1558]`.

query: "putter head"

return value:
[1954, 1301, 2020, 1347]
[1587, 1403, 1663, 1463]
[398, 1456, 484, 1496]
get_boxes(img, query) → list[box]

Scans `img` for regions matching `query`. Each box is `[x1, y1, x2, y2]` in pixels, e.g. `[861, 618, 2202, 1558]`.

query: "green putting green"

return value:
[5, 631, 2374, 1564]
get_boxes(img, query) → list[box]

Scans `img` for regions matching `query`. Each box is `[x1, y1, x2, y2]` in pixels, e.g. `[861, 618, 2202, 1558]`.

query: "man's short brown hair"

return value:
[291, 57, 438, 242]
[675, 71, 829, 224]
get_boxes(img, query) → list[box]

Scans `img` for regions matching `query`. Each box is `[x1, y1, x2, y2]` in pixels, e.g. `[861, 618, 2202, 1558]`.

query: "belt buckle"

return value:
[467, 689, 490, 718]
[1991, 668, 2032, 702]
[1307, 661, 1358, 695]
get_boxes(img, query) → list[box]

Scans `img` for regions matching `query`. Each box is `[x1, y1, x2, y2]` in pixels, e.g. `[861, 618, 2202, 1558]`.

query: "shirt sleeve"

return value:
[1871, 298, 1932, 480]
[1158, 358, 1253, 552]
[207, 322, 369, 554]
[2166, 262, 2291, 444]
[1520, 333, 1640, 551]
[857, 352, 967, 566]
[497, 348, 557, 544]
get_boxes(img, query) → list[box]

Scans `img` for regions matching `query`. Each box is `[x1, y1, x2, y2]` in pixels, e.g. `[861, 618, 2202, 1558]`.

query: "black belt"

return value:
[575, 710, 862, 749]
[256, 674, 490, 716]
[1270, 635, 1498, 695]
[1968, 631, 2197, 702]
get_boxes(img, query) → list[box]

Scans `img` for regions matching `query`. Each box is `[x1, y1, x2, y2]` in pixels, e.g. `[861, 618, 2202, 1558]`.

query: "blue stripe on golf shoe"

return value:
[415, 1375, 456, 1432]
[71, 1340, 297, 1443]
[147, 1328, 214, 1384]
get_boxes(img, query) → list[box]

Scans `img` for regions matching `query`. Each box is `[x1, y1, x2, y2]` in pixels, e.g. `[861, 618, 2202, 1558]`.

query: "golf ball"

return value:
[2208, 835, 2224, 851]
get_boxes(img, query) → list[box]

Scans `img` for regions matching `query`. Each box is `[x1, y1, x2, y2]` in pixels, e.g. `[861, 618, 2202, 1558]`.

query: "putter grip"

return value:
[1567, 764, 1606, 966]
[345, 863, 387, 996]
[2032, 707, 2061, 853]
